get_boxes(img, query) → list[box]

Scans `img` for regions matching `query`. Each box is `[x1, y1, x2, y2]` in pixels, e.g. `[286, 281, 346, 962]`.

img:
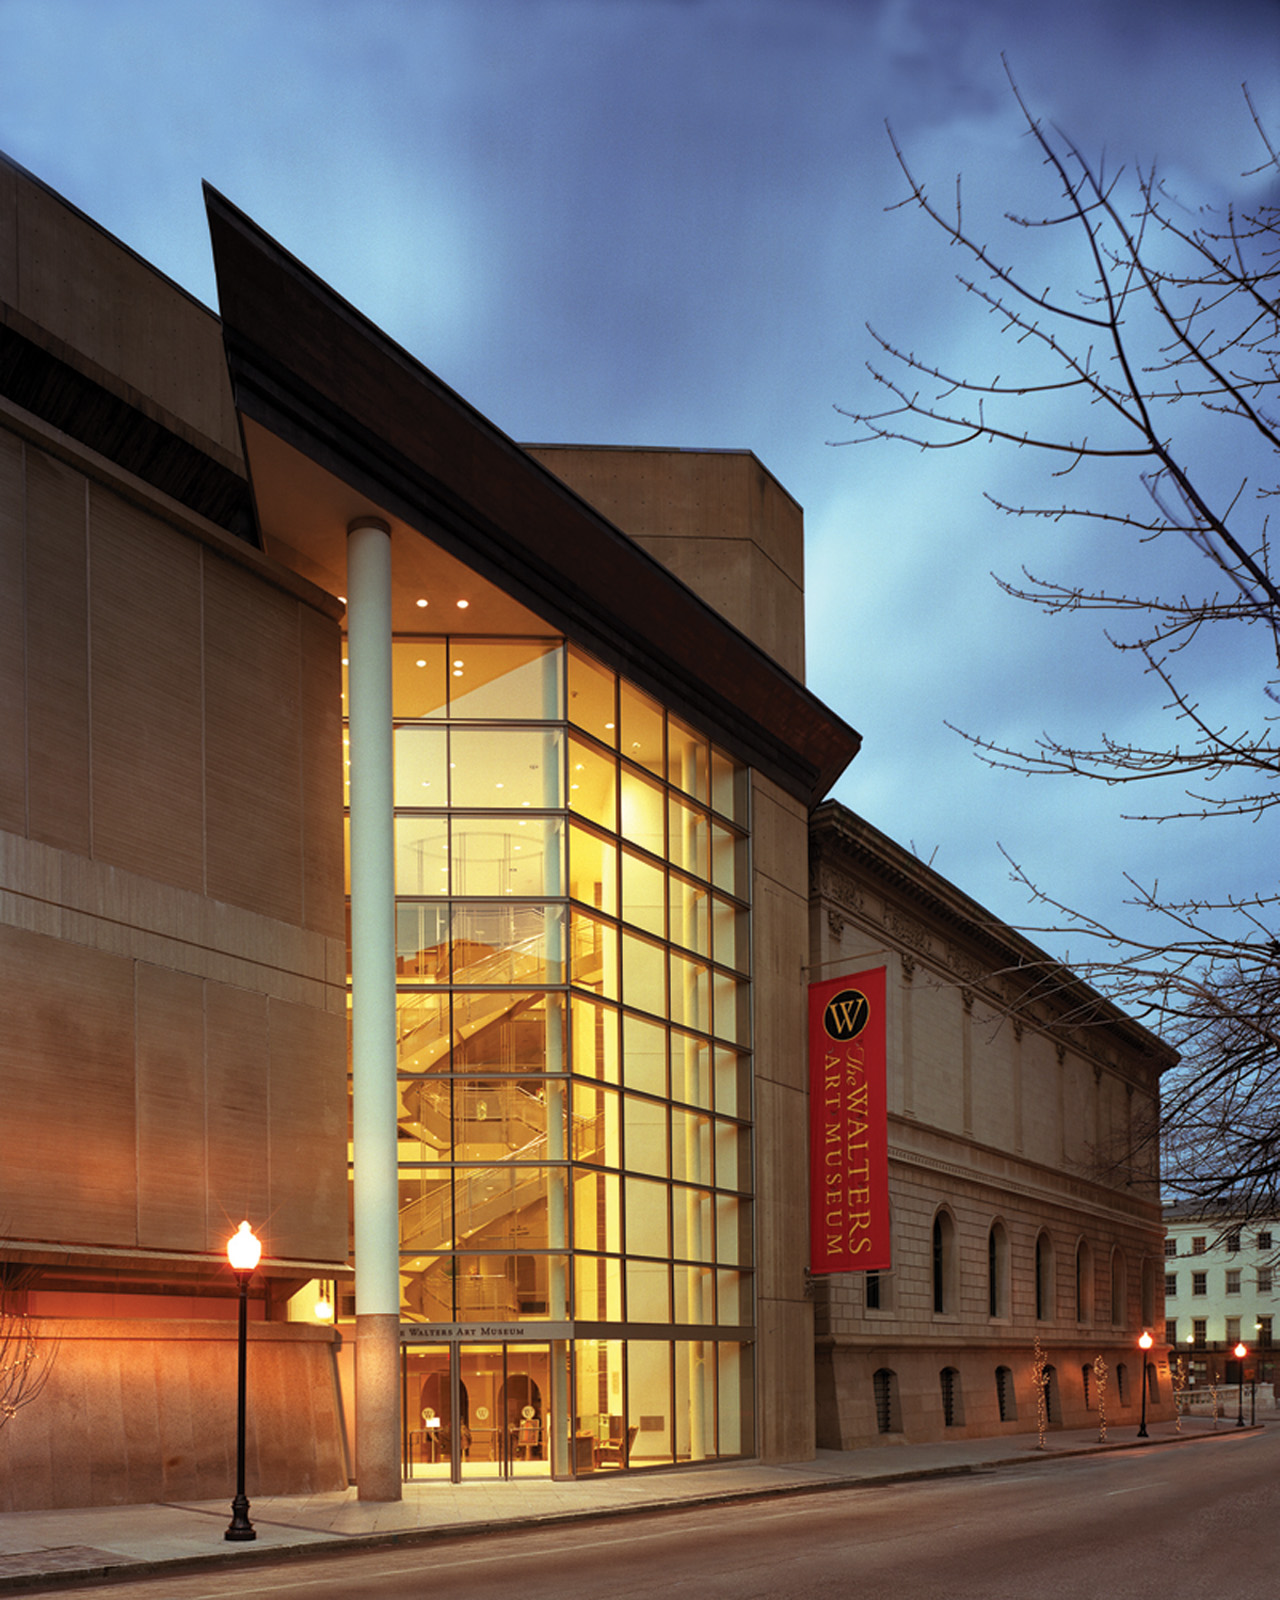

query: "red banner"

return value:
[809, 967, 891, 1273]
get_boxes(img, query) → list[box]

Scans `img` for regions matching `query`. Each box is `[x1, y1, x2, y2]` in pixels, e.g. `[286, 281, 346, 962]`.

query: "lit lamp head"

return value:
[1138, 1331, 1154, 1352]
[313, 1288, 334, 1322]
[1235, 1341, 1248, 1359]
[227, 1221, 262, 1276]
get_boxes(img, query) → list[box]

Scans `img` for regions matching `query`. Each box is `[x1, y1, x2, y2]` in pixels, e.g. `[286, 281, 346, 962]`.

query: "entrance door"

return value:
[402, 1342, 552, 1481]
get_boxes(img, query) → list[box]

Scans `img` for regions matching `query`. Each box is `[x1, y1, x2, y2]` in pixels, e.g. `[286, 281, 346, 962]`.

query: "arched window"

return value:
[1081, 1364, 1094, 1409]
[1110, 1247, 1126, 1327]
[1116, 1362, 1129, 1406]
[873, 1368, 901, 1434]
[940, 1367, 963, 1427]
[933, 1210, 956, 1315]
[988, 1221, 1010, 1319]
[995, 1365, 1016, 1422]
[1075, 1238, 1093, 1324]
[1043, 1363, 1060, 1424]
[1035, 1231, 1055, 1321]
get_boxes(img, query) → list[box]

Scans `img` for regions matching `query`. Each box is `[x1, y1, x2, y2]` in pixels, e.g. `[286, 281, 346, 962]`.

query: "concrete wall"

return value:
[0, 1320, 347, 1511]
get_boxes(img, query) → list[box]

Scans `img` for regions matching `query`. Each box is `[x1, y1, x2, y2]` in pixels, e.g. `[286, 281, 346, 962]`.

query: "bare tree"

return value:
[1, 1267, 56, 1427]
[835, 63, 1280, 1218]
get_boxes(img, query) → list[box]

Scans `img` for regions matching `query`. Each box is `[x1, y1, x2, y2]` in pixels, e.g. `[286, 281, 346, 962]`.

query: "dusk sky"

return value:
[3, 0, 1277, 977]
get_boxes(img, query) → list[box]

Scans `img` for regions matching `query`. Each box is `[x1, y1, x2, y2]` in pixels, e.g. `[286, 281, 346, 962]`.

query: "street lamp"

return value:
[1137, 1330, 1153, 1438]
[225, 1221, 261, 1543]
[1233, 1341, 1247, 1429]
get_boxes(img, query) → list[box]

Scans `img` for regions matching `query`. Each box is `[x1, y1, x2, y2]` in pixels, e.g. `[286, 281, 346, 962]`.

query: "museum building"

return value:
[0, 153, 1175, 1511]
[0, 153, 858, 1508]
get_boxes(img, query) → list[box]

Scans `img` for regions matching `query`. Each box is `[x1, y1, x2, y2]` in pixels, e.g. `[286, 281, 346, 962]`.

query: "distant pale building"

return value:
[1163, 1203, 1276, 1391]
[809, 803, 1178, 1445]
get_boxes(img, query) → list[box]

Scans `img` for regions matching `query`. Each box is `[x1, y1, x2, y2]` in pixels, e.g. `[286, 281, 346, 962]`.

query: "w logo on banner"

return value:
[823, 989, 870, 1042]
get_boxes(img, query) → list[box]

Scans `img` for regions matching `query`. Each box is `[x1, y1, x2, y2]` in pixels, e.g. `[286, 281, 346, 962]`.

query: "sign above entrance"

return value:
[400, 1323, 574, 1343]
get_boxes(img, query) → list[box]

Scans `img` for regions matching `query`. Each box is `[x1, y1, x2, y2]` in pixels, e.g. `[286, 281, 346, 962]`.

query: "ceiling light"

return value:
[456, 599, 469, 609]
[416, 598, 428, 608]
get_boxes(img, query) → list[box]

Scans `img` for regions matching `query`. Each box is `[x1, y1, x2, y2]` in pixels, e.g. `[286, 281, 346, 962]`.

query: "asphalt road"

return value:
[26, 1428, 1280, 1600]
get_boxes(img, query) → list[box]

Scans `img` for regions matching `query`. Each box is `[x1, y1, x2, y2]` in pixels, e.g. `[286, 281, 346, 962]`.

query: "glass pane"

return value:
[667, 715, 710, 802]
[574, 1339, 625, 1463]
[626, 1260, 671, 1322]
[395, 817, 450, 894]
[621, 851, 665, 938]
[399, 1168, 453, 1250]
[668, 795, 708, 879]
[455, 1166, 567, 1250]
[568, 823, 617, 916]
[570, 995, 619, 1082]
[574, 1255, 623, 1320]
[711, 747, 749, 824]
[620, 768, 665, 858]
[401, 1254, 453, 1322]
[717, 1270, 746, 1326]
[392, 639, 448, 718]
[451, 902, 565, 985]
[669, 874, 709, 956]
[671, 1031, 711, 1109]
[573, 1170, 622, 1254]
[573, 1081, 620, 1167]
[674, 1338, 715, 1460]
[568, 645, 617, 747]
[568, 737, 618, 831]
[714, 1048, 749, 1117]
[622, 930, 666, 1018]
[394, 726, 448, 807]
[625, 1175, 670, 1256]
[624, 1094, 669, 1177]
[670, 952, 710, 1033]
[570, 909, 618, 999]
[672, 1186, 715, 1262]
[716, 1196, 751, 1266]
[397, 993, 453, 1077]
[715, 1120, 750, 1191]
[451, 727, 564, 809]
[671, 1108, 712, 1186]
[627, 1343, 673, 1463]
[712, 896, 748, 973]
[713, 971, 749, 1045]
[450, 1253, 568, 1321]
[447, 640, 563, 720]
[452, 815, 565, 896]
[711, 823, 747, 897]
[451, 992, 566, 1074]
[673, 1263, 713, 1323]
[398, 1076, 452, 1157]
[620, 682, 664, 777]
[623, 1013, 666, 1097]
[718, 1341, 754, 1455]
[396, 903, 451, 983]
[452, 1080, 562, 1159]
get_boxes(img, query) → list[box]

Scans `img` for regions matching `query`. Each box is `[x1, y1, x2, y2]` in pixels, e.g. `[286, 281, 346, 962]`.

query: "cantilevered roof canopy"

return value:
[204, 185, 860, 804]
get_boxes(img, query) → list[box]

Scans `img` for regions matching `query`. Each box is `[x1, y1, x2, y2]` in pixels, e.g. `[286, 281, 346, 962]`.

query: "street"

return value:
[24, 1429, 1279, 1600]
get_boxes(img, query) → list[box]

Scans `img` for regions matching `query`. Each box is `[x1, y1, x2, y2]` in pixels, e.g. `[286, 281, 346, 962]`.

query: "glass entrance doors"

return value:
[402, 1342, 552, 1482]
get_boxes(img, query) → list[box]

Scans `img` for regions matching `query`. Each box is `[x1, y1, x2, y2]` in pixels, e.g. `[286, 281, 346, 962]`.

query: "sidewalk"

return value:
[0, 1416, 1263, 1592]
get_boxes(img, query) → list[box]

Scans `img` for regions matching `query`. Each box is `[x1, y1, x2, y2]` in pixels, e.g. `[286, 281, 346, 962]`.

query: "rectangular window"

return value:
[1164, 1238, 1178, 1257]
[1227, 1230, 1242, 1253]
[1226, 1316, 1241, 1343]
[1192, 1236, 1207, 1255]
[866, 1271, 881, 1311]
[1192, 1272, 1207, 1296]
[1226, 1269, 1241, 1295]
[1259, 1266, 1273, 1294]
[1165, 1319, 1178, 1346]
[1259, 1316, 1273, 1348]
[1193, 1318, 1207, 1347]
[1259, 1231, 1273, 1252]
[1165, 1273, 1177, 1297]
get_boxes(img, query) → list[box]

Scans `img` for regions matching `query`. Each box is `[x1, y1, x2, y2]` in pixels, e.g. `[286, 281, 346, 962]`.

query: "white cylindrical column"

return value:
[346, 516, 401, 1502]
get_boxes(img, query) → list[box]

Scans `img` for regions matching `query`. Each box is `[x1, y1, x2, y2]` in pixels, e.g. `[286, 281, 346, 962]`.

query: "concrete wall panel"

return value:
[136, 962, 208, 1251]
[0, 431, 25, 834]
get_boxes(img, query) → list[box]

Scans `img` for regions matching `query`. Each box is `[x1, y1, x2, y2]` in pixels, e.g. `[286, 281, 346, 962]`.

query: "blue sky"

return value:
[3, 0, 1277, 968]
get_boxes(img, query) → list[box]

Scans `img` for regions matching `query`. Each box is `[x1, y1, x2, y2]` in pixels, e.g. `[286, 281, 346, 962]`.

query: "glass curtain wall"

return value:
[345, 635, 755, 1469]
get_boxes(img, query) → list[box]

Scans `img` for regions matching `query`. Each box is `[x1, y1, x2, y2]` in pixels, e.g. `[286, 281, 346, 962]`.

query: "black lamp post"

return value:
[1234, 1341, 1247, 1429]
[225, 1221, 262, 1543]
[1137, 1330, 1153, 1438]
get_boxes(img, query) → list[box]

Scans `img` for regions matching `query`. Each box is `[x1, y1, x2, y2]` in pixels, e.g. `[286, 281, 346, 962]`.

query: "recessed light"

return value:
[456, 599, 469, 610]
[416, 598, 428, 609]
